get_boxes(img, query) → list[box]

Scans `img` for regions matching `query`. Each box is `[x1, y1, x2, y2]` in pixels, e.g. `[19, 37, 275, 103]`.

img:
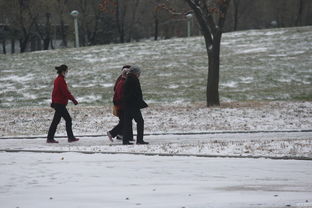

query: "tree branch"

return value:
[184, 0, 213, 45]
[217, 0, 231, 30]
[200, 0, 217, 36]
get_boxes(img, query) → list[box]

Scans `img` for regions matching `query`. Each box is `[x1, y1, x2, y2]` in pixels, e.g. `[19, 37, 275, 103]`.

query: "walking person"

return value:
[122, 66, 149, 145]
[47, 64, 79, 143]
[107, 65, 133, 142]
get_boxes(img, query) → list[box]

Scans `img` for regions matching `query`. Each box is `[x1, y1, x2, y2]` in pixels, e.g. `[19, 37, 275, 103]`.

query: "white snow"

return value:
[0, 152, 311, 208]
[1, 26, 312, 207]
[1, 101, 312, 137]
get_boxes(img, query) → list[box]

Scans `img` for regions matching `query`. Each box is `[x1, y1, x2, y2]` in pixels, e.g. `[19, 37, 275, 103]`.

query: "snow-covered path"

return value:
[1, 130, 312, 159]
[0, 152, 311, 208]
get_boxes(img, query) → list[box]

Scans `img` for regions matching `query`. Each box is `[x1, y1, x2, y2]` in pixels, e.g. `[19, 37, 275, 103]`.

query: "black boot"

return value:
[47, 139, 59, 143]
[68, 138, 79, 142]
[123, 140, 133, 145]
[136, 140, 149, 145]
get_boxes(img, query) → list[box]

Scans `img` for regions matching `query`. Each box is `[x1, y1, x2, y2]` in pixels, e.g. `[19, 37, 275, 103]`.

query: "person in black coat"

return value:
[122, 66, 149, 145]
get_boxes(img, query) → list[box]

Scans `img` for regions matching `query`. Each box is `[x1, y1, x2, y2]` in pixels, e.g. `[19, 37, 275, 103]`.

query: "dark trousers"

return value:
[47, 104, 75, 140]
[109, 110, 133, 139]
[123, 108, 144, 143]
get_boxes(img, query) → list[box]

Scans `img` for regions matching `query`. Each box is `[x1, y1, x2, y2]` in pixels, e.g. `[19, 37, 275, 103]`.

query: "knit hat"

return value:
[128, 65, 141, 75]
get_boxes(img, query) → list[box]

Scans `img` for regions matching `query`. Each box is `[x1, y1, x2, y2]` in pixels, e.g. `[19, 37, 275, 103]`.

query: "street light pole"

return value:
[70, 10, 80, 48]
[186, 13, 193, 38]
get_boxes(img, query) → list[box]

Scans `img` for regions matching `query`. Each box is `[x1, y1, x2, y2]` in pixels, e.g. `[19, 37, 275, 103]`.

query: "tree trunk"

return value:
[115, 0, 125, 43]
[11, 38, 15, 54]
[20, 38, 27, 53]
[296, 0, 303, 26]
[20, 29, 30, 53]
[57, 0, 68, 47]
[184, 0, 231, 107]
[2, 39, 6, 54]
[43, 13, 51, 50]
[154, 16, 159, 40]
[233, 0, 240, 31]
[60, 18, 67, 47]
[206, 33, 221, 107]
[127, 0, 140, 42]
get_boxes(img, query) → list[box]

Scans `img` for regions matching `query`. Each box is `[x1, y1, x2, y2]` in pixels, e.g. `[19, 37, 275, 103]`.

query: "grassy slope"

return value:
[0, 26, 311, 108]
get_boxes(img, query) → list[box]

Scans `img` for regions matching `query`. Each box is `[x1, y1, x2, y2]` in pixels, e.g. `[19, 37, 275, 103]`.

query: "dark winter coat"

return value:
[122, 74, 148, 110]
[51, 75, 76, 105]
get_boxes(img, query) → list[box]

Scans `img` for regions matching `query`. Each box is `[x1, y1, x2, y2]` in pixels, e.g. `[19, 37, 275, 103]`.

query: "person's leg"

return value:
[132, 109, 146, 144]
[47, 107, 62, 142]
[128, 121, 134, 141]
[109, 112, 124, 138]
[59, 106, 77, 141]
[122, 109, 133, 145]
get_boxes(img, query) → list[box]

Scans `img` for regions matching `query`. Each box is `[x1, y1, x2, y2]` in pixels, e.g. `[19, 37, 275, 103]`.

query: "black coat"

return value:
[123, 74, 148, 110]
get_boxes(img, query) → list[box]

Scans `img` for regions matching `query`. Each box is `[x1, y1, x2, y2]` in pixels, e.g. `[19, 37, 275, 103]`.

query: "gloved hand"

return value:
[72, 99, 78, 105]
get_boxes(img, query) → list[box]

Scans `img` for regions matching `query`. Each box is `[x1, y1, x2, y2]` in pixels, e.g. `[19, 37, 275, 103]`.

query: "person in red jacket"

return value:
[107, 65, 133, 142]
[47, 64, 79, 143]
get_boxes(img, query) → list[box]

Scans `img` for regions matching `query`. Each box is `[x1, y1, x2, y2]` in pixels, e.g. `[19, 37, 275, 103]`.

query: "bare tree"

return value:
[27, 3, 53, 50]
[99, 0, 142, 43]
[232, 0, 239, 30]
[126, 0, 140, 42]
[56, 0, 69, 47]
[16, 0, 36, 52]
[115, 0, 126, 43]
[295, 0, 303, 26]
[185, 0, 231, 106]
[99, 0, 125, 42]
[154, 3, 161, 40]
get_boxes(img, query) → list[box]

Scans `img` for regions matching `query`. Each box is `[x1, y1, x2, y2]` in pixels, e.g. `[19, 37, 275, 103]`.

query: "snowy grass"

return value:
[0, 26, 312, 108]
[1, 101, 311, 137]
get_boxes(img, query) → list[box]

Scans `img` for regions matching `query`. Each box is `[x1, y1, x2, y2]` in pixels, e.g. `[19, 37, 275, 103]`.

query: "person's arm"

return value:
[60, 78, 78, 105]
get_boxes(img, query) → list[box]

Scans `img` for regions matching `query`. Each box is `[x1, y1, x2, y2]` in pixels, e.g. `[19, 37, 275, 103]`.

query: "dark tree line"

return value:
[0, 0, 311, 54]
[0, 0, 311, 107]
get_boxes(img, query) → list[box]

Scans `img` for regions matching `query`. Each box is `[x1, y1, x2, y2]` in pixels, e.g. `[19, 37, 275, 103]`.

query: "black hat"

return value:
[55, 64, 68, 74]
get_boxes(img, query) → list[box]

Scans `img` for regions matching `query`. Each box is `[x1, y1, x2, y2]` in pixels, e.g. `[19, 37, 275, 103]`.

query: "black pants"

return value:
[123, 108, 144, 143]
[109, 110, 133, 139]
[47, 104, 75, 140]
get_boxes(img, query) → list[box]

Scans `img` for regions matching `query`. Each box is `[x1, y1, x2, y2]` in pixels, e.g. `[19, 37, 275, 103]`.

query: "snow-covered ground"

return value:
[1, 26, 312, 108]
[0, 100, 311, 208]
[1, 152, 312, 208]
[1, 101, 312, 137]
[1, 100, 311, 158]
[0, 101, 311, 207]
[1, 131, 312, 159]
[1, 26, 312, 207]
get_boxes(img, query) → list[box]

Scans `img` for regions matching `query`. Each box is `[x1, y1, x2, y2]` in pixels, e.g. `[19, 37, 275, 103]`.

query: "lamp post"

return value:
[186, 13, 193, 37]
[70, 10, 80, 48]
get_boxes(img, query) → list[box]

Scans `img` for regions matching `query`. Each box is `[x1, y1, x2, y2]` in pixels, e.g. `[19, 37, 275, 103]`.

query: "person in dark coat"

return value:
[47, 64, 79, 143]
[122, 66, 149, 145]
[107, 65, 133, 142]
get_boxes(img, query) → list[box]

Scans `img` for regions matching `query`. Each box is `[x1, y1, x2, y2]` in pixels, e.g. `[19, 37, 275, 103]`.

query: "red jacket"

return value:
[51, 75, 75, 105]
[113, 76, 126, 110]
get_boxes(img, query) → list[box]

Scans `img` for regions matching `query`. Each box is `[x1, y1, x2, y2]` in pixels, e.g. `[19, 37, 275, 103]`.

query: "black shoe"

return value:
[129, 138, 135, 141]
[136, 141, 149, 145]
[123, 140, 133, 145]
[47, 139, 59, 143]
[68, 138, 79, 142]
